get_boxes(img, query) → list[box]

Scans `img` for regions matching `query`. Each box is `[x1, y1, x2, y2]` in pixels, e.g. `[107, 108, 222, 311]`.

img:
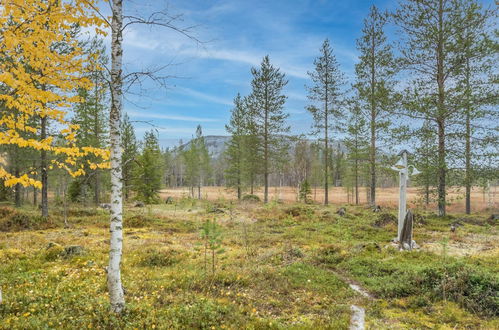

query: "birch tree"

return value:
[306, 39, 345, 205]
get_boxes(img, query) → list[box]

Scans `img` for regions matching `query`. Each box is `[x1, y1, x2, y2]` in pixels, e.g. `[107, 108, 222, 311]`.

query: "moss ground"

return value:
[0, 199, 497, 329]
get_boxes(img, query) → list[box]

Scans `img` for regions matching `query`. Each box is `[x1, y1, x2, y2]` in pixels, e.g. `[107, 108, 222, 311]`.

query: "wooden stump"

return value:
[399, 210, 413, 251]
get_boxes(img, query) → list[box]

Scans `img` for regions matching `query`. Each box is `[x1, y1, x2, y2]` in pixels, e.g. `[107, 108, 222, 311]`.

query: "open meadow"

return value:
[1, 198, 497, 329]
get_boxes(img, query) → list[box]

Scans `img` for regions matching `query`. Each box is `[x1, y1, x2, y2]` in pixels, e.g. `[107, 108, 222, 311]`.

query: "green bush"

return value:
[137, 248, 183, 267]
[0, 209, 51, 232]
[125, 214, 154, 228]
[241, 194, 260, 203]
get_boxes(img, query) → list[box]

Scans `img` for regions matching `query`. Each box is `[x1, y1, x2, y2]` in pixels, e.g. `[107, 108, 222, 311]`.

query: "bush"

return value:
[125, 214, 154, 228]
[137, 248, 183, 267]
[0, 248, 24, 262]
[315, 244, 348, 264]
[0, 209, 51, 232]
[373, 212, 397, 227]
[241, 194, 260, 203]
[44, 243, 65, 261]
[284, 205, 314, 218]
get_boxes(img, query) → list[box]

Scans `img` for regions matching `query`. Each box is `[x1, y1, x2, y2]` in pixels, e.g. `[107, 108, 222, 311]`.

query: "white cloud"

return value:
[126, 109, 218, 122]
[175, 87, 232, 106]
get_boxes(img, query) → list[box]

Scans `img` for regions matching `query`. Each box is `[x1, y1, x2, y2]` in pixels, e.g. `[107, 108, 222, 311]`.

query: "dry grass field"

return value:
[160, 186, 498, 213]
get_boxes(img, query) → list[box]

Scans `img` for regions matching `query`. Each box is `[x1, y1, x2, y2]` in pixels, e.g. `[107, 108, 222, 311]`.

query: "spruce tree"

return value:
[183, 125, 211, 199]
[225, 93, 247, 199]
[354, 6, 396, 207]
[134, 130, 163, 203]
[121, 114, 138, 201]
[72, 37, 109, 205]
[306, 39, 345, 205]
[247, 56, 289, 203]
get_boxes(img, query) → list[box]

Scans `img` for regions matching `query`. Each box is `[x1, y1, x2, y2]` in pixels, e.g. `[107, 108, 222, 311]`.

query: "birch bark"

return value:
[108, 0, 125, 314]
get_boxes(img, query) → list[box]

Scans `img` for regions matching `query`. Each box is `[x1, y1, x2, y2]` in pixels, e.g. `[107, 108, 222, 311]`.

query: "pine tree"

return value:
[354, 6, 396, 207]
[306, 39, 345, 205]
[454, 2, 498, 214]
[134, 130, 163, 203]
[344, 100, 369, 205]
[393, 0, 480, 216]
[183, 125, 211, 199]
[225, 94, 247, 199]
[247, 55, 289, 203]
[194, 125, 211, 199]
[121, 114, 138, 201]
[413, 120, 439, 207]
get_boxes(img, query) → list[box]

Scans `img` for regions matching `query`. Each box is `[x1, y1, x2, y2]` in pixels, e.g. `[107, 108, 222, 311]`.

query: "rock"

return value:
[336, 207, 346, 216]
[133, 201, 145, 208]
[62, 245, 85, 257]
[165, 196, 174, 204]
[99, 203, 111, 210]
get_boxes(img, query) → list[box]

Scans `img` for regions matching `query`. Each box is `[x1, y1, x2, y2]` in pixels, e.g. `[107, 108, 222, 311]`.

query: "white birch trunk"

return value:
[108, 0, 125, 314]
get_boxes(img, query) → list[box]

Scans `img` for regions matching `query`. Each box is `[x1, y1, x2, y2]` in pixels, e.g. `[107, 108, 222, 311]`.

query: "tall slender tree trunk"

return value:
[355, 156, 359, 205]
[369, 29, 376, 207]
[263, 91, 269, 203]
[464, 59, 471, 215]
[14, 166, 21, 208]
[436, 0, 446, 217]
[324, 110, 329, 205]
[40, 115, 48, 218]
[94, 171, 100, 205]
[108, 0, 125, 314]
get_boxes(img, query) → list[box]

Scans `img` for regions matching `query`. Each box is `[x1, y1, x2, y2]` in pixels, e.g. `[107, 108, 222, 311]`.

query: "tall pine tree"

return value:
[306, 39, 345, 205]
[354, 6, 396, 207]
[247, 56, 289, 203]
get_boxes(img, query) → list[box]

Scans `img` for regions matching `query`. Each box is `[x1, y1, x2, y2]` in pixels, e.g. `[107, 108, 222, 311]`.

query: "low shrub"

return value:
[44, 243, 65, 261]
[137, 248, 184, 267]
[241, 194, 260, 203]
[125, 214, 154, 228]
[0, 209, 52, 232]
[373, 212, 397, 227]
[284, 205, 314, 218]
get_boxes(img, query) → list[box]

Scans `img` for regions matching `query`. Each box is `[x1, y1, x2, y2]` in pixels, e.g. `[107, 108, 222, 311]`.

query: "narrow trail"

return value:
[323, 268, 374, 330]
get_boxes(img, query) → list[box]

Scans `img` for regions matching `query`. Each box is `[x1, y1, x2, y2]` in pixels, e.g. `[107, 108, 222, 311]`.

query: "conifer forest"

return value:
[0, 0, 497, 329]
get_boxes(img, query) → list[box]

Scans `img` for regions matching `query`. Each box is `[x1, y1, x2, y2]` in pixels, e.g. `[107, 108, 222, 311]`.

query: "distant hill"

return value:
[179, 135, 346, 159]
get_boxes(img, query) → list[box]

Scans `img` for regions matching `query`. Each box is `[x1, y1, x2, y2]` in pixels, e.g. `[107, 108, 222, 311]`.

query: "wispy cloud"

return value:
[126, 109, 218, 122]
[176, 87, 233, 106]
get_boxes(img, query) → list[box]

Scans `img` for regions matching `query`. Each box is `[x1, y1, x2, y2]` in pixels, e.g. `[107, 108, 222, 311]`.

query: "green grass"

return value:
[0, 201, 498, 329]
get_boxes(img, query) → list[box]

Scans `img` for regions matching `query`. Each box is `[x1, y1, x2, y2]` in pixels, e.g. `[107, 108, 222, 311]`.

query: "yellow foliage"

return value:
[0, 0, 108, 188]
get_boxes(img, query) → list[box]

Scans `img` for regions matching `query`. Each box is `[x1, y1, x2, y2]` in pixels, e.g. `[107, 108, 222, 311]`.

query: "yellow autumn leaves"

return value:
[0, 0, 109, 188]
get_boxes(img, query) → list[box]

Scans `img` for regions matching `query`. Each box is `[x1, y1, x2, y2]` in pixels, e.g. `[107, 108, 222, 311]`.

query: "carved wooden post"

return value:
[397, 151, 408, 241]
[399, 210, 413, 251]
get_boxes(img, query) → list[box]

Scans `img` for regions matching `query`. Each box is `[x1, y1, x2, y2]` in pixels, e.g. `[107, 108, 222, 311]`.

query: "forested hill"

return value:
[180, 135, 347, 159]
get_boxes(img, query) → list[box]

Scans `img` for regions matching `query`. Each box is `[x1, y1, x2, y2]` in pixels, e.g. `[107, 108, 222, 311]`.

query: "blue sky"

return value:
[110, 0, 492, 148]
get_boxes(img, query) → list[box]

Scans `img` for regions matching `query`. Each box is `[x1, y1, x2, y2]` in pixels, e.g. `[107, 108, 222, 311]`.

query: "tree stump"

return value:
[399, 210, 414, 251]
